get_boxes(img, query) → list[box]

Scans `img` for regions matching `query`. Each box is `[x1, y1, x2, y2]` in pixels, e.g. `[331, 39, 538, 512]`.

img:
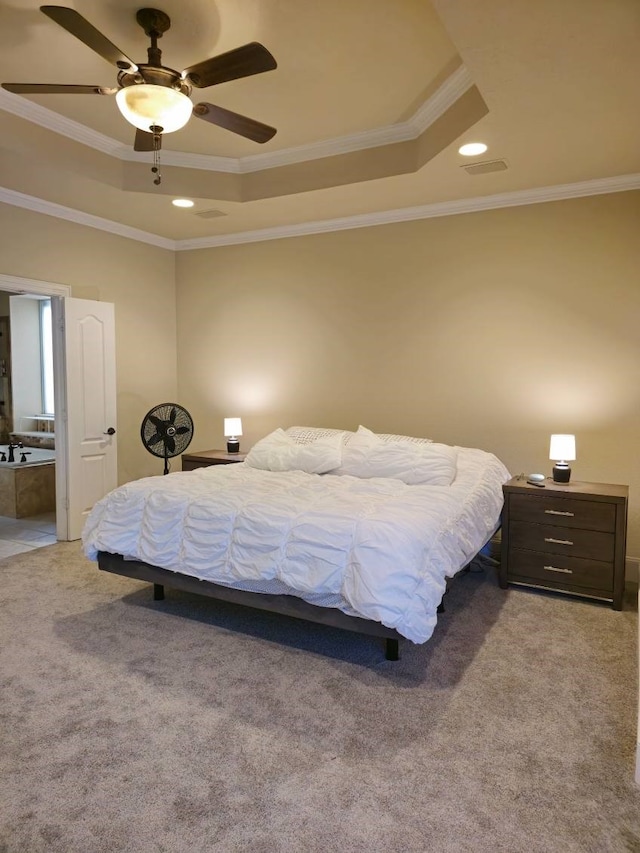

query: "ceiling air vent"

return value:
[194, 209, 227, 219]
[462, 159, 508, 176]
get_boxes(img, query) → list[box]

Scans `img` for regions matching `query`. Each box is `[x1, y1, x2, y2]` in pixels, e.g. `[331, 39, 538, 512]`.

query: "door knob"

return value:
[103, 427, 116, 435]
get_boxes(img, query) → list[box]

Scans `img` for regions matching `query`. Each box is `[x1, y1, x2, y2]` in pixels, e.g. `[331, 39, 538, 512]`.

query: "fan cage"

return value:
[141, 403, 194, 460]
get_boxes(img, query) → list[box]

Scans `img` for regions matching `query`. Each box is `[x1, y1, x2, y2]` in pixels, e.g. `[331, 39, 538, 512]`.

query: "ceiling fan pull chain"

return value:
[151, 124, 162, 185]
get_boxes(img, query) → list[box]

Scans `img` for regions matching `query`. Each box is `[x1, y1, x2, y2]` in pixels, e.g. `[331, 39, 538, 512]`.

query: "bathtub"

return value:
[0, 446, 56, 467]
[0, 446, 56, 518]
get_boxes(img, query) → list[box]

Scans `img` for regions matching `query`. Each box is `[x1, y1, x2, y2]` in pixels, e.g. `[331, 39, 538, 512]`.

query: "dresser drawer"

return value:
[508, 549, 614, 592]
[509, 494, 616, 532]
[510, 520, 615, 562]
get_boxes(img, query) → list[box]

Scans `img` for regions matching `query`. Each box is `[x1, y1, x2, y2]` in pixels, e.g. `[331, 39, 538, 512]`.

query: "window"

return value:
[40, 299, 54, 415]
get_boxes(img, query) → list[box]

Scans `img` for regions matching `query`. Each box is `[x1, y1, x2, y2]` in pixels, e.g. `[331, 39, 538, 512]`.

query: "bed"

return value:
[83, 426, 510, 659]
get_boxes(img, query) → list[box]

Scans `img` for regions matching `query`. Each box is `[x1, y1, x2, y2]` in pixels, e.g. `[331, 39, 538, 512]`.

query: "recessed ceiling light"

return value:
[458, 142, 488, 157]
[172, 198, 194, 208]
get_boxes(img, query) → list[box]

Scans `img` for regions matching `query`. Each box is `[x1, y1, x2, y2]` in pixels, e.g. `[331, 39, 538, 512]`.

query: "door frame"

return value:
[0, 273, 71, 540]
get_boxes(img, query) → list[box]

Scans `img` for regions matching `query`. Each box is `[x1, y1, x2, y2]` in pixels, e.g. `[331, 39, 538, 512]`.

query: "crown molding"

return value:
[0, 66, 473, 175]
[1, 174, 638, 253]
[0, 88, 241, 172]
[174, 173, 640, 250]
[0, 88, 123, 156]
[233, 66, 475, 173]
[121, 148, 242, 173]
[409, 65, 473, 134]
[0, 186, 175, 249]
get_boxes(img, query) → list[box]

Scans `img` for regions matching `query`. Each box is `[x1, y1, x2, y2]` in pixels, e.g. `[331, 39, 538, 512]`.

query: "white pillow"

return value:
[333, 425, 457, 485]
[285, 425, 433, 447]
[244, 428, 343, 474]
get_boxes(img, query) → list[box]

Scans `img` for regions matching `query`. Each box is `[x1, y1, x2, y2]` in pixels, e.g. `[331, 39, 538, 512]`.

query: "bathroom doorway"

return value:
[0, 274, 117, 543]
[0, 289, 57, 555]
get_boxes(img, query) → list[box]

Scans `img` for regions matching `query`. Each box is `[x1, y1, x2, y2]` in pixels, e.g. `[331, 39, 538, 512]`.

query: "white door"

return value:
[57, 297, 117, 540]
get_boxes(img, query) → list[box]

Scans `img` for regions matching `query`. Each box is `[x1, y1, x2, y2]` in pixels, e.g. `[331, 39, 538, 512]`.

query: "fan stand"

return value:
[163, 423, 177, 474]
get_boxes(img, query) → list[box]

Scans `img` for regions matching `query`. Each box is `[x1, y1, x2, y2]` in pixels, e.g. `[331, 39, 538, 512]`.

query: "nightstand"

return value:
[500, 477, 628, 610]
[181, 449, 247, 471]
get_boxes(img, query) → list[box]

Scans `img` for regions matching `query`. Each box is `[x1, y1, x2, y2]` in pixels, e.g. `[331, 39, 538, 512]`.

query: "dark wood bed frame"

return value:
[97, 551, 421, 660]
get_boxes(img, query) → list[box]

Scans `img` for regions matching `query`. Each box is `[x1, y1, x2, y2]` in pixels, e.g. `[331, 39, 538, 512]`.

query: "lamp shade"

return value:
[116, 84, 193, 133]
[224, 418, 243, 438]
[549, 434, 576, 461]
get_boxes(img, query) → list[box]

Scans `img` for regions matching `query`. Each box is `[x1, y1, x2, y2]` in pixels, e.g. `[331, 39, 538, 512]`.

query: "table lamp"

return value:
[224, 417, 243, 453]
[549, 434, 576, 483]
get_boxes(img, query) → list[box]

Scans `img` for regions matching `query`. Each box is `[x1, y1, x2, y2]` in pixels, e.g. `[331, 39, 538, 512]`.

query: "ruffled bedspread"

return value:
[82, 448, 510, 643]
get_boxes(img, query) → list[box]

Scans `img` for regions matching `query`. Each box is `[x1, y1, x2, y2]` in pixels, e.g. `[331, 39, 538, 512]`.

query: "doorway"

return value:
[0, 292, 57, 555]
[0, 273, 70, 543]
[0, 274, 118, 543]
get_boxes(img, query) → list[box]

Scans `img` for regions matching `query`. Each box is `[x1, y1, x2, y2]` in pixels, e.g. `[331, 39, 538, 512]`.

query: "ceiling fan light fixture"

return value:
[116, 84, 192, 133]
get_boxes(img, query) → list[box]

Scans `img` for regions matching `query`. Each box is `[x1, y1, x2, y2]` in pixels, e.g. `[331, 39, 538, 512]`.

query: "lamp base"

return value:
[226, 439, 240, 454]
[552, 462, 571, 483]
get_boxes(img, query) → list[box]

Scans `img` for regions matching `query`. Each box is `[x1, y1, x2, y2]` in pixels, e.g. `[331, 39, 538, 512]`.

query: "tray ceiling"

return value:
[0, 0, 638, 245]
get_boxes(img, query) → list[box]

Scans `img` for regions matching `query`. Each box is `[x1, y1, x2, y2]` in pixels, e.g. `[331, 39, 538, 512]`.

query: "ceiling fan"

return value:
[2, 5, 277, 169]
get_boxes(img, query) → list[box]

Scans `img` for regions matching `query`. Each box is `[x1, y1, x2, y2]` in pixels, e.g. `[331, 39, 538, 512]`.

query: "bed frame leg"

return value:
[385, 638, 399, 661]
[437, 587, 450, 614]
[153, 583, 165, 601]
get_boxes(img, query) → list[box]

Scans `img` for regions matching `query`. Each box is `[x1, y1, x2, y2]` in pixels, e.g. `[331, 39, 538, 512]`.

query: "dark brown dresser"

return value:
[500, 477, 628, 609]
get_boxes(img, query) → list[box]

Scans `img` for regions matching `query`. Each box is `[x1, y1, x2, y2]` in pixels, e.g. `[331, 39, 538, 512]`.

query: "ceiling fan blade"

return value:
[183, 42, 276, 88]
[193, 102, 276, 143]
[2, 82, 116, 95]
[40, 6, 137, 72]
[134, 129, 156, 152]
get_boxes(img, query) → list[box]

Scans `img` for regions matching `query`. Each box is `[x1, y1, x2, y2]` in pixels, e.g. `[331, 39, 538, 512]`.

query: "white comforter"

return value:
[82, 447, 510, 643]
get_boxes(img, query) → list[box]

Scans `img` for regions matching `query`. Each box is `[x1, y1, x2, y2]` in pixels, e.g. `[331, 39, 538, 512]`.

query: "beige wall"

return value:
[0, 204, 177, 484]
[176, 190, 640, 565]
[2, 193, 637, 568]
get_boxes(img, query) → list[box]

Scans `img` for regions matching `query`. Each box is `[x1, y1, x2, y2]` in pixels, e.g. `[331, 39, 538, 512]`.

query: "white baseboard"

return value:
[626, 556, 640, 585]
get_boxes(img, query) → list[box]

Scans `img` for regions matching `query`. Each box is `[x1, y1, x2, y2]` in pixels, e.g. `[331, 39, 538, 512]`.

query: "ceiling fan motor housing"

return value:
[117, 65, 192, 96]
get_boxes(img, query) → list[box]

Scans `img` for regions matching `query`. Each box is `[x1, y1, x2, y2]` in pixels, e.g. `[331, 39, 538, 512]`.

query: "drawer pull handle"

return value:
[544, 565, 573, 574]
[544, 509, 575, 517]
[544, 537, 574, 546]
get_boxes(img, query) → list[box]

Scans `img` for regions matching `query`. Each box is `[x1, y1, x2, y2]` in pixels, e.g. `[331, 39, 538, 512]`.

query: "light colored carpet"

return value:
[1, 542, 638, 853]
